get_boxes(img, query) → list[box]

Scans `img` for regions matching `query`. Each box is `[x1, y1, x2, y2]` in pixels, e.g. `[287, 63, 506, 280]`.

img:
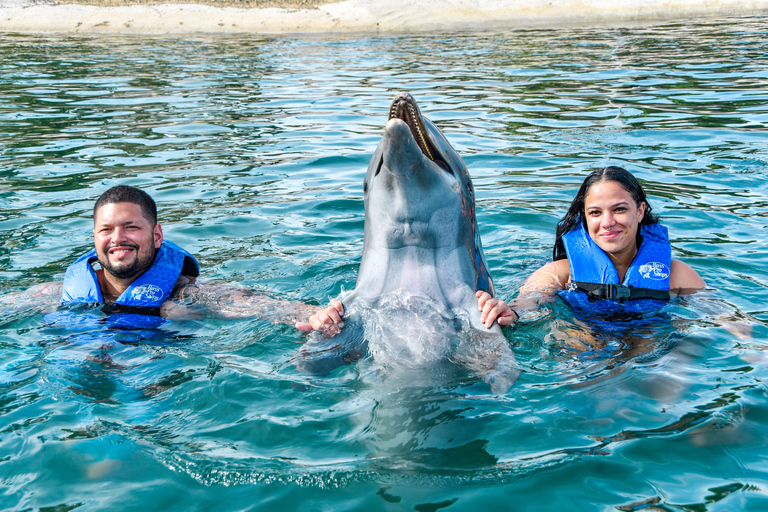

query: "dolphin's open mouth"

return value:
[388, 92, 434, 161]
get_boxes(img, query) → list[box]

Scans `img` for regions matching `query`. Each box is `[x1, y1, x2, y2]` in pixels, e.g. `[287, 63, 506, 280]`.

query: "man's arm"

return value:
[160, 281, 319, 326]
[1, 281, 62, 315]
[295, 299, 345, 336]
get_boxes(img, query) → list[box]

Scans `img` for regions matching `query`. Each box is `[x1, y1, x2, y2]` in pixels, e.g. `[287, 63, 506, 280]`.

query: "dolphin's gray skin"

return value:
[299, 92, 519, 393]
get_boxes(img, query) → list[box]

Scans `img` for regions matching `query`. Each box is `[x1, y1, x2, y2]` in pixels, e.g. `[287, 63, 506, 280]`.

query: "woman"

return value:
[477, 166, 705, 328]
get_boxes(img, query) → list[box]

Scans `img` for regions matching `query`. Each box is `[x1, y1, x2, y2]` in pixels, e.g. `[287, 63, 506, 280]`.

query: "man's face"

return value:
[93, 202, 162, 281]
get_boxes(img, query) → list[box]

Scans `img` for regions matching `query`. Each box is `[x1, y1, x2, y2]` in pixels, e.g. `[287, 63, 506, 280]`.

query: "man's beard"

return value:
[100, 243, 156, 280]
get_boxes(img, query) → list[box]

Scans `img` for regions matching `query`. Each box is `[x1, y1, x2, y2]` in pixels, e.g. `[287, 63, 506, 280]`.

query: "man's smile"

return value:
[107, 244, 139, 258]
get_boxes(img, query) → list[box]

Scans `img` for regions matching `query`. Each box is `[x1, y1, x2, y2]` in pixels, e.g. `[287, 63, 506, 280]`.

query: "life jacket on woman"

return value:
[558, 221, 671, 318]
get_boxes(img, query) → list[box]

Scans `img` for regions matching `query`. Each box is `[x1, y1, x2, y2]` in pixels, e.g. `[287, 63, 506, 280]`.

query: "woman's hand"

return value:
[477, 291, 519, 328]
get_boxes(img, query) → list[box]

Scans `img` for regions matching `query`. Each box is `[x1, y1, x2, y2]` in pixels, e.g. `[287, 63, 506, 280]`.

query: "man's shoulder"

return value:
[170, 275, 198, 297]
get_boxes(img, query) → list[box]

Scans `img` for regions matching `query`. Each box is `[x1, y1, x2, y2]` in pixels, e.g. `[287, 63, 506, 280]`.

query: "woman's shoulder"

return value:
[550, 258, 571, 278]
[669, 258, 706, 292]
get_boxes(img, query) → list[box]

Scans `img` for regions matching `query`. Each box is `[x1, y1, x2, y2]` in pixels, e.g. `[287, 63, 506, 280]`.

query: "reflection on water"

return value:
[2, 17, 768, 511]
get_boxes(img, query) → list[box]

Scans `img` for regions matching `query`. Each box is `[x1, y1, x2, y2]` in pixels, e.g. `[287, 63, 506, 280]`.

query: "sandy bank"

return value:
[2, 0, 768, 34]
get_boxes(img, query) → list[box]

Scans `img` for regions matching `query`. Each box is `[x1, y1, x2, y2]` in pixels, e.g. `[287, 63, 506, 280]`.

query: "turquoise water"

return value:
[2, 17, 768, 511]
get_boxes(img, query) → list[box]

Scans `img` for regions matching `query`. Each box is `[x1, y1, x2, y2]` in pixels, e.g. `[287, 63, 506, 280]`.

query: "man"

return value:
[61, 185, 199, 311]
[3, 185, 318, 325]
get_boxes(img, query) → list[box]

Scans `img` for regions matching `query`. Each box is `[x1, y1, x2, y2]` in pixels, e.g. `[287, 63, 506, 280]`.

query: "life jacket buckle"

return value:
[609, 284, 632, 300]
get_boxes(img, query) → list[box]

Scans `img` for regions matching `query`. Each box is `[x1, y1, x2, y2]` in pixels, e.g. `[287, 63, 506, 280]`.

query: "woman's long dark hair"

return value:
[552, 166, 660, 261]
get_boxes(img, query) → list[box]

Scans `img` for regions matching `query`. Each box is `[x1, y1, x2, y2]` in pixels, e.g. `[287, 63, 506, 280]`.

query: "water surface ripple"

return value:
[1, 18, 768, 511]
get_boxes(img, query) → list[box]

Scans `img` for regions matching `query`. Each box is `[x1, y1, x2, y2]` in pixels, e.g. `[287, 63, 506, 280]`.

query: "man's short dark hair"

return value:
[93, 185, 158, 225]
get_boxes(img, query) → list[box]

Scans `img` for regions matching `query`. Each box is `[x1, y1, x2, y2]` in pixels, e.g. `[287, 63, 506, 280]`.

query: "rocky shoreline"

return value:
[54, 0, 332, 7]
[2, 0, 768, 34]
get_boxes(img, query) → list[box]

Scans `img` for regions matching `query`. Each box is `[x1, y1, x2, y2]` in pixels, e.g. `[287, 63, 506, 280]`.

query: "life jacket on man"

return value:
[55, 240, 199, 329]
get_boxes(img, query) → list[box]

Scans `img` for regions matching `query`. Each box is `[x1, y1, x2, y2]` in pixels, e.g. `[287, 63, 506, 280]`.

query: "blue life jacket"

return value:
[558, 222, 671, 318]
[61, 240, 199, 309]
[44, 307, 175, 332]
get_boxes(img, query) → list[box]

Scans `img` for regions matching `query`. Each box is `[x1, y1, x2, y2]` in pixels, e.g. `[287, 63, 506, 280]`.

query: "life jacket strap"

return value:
[572, 282, 671, 301]
[101, 304, 163, 318]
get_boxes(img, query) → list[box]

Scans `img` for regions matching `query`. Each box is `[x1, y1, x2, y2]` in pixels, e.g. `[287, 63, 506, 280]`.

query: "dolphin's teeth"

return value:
[388, 96, 434, 161]
[406, 102, 434, 161]
[416, 127, 433, 160]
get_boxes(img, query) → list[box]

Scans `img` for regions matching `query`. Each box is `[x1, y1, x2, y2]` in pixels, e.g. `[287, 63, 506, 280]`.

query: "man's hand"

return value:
[295, 299, 344, 337]
[477, 290, 519, 328]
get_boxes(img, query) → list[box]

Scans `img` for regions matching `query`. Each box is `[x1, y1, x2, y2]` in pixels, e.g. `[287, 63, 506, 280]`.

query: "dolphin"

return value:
[299, 92, 519, 393]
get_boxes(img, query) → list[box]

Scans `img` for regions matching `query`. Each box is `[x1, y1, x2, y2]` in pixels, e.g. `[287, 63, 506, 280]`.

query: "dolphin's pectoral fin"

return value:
[482, 366, 520, 395]
[294, 316, 367, 378]
[454, 330, 520, 394]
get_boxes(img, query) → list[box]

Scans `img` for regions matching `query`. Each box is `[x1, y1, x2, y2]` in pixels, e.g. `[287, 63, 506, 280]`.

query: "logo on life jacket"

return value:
[639, 262, 670, 281]
[130, 284, 164, 303]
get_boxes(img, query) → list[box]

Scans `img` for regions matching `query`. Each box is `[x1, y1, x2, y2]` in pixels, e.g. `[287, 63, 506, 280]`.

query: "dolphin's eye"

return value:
[364, 180, 368, 193]
[374, 156, 383, 177]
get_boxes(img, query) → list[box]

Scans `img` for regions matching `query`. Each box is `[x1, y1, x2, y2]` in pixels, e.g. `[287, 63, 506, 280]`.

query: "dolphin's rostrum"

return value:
[298, 92, 519, 393]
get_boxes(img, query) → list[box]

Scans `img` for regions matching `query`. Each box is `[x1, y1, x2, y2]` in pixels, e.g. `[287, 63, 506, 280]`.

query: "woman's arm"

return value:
[478, 259, 571, 328]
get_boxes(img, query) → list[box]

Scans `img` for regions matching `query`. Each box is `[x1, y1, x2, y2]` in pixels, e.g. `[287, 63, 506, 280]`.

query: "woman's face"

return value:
[583, 180, 646, 258]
